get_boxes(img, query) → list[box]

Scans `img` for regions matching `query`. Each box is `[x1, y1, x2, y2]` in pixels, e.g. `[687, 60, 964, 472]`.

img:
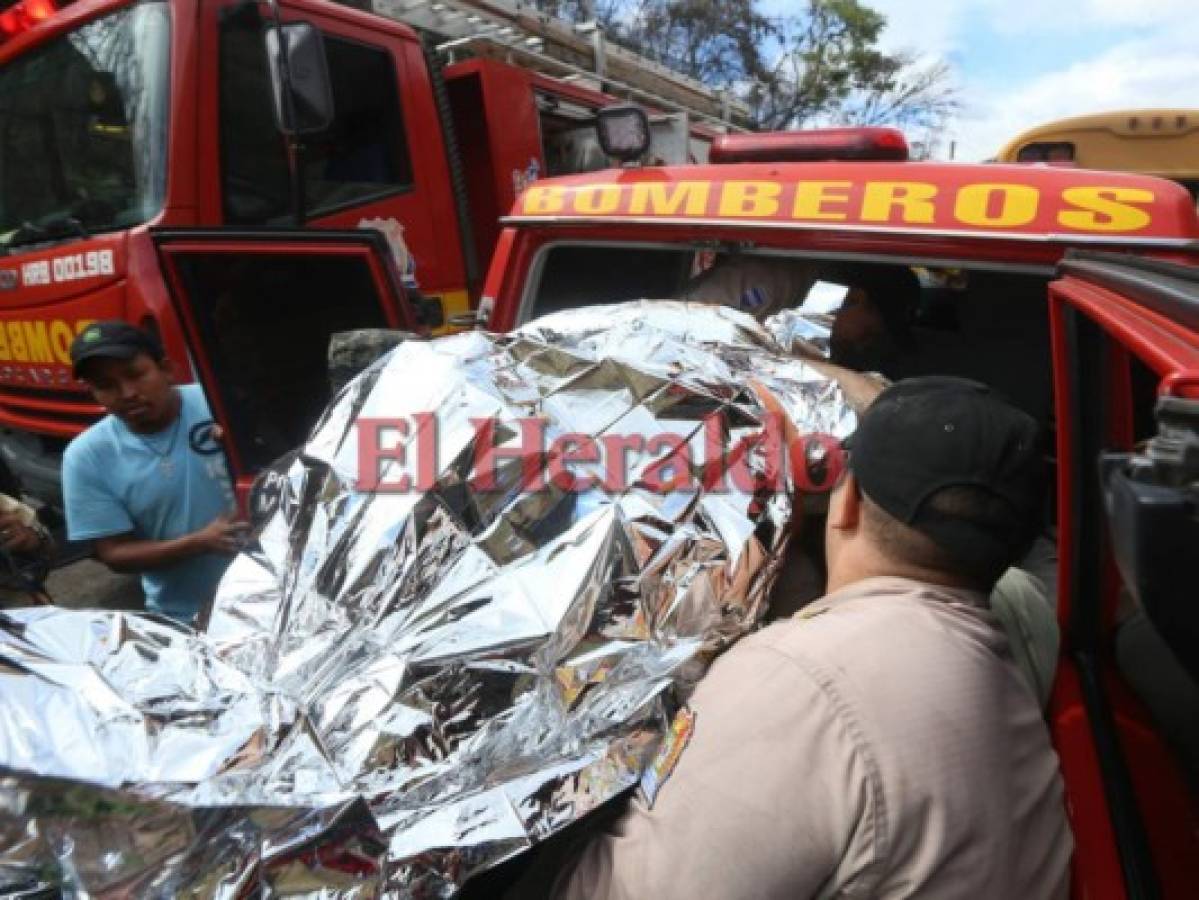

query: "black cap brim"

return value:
[72, 345, 141, 378]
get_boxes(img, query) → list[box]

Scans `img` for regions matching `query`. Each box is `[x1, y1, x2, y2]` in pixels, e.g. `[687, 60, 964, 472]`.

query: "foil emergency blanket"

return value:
[0, 301, 856, 898]
[763, 308, 833, 358]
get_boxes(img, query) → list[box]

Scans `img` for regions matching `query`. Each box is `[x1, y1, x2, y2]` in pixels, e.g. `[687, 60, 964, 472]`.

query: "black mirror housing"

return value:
[264, 21, 335, 135]
[1100, 396, 1199, 680]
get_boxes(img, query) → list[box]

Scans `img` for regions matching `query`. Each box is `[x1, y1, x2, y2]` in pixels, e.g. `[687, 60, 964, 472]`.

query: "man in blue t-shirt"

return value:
[63, 321, 246, 622]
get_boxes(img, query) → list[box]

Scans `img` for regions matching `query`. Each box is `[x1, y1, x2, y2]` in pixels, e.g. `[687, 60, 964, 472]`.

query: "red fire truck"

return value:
[0, 0, 742, 504]
[485, 131, 1199, 900]
[162, 124, 1199, 897]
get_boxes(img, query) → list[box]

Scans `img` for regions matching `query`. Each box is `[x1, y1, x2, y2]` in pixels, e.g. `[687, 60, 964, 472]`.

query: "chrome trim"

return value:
[499, 215, 1199, 249]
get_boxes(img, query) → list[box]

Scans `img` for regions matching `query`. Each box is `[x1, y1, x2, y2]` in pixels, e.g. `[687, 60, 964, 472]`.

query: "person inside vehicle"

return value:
[62, 321, 247, 623]
[825, 264, 921, 380]
[812, 266, 1061, 707]
[682, 253, 817, 320]
[545, 377, 1073, 899]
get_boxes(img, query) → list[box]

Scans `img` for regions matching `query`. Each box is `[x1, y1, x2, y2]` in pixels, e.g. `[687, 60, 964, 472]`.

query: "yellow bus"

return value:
[995, 109, 1199, 200]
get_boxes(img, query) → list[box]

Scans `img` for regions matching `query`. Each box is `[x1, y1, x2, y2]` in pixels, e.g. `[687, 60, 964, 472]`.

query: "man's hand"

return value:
[802, 359, 887, 414]
[0, 510, 46, 555]
[193, 514, 250, 555]
[95, 514, 249, 573]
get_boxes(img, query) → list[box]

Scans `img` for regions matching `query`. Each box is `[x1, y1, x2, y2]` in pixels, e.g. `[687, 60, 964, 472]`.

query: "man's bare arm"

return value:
[93, 515, 247, 573]
[804, 358, 888, 413]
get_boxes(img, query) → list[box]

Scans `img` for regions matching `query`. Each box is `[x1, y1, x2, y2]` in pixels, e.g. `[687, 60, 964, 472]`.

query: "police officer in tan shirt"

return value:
[551, 377, 1073, 899]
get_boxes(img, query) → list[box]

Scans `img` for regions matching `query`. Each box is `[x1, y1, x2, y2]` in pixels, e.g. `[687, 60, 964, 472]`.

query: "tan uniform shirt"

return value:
[683, 257, 817, 321]
[554, 576, 1072, 900]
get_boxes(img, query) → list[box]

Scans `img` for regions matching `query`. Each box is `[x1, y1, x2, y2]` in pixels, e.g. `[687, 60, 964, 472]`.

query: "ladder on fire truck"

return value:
[369, 0, 752, 132]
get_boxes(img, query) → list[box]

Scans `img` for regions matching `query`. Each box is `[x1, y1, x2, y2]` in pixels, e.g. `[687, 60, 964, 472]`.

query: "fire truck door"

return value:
[1048, 250, 1199, 900]
[151, 228, 416, 500]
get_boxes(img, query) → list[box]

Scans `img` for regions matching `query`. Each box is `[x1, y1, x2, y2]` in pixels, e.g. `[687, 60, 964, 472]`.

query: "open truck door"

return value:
[152, 229, 418, 507]
[1048, 250, 1199, 900]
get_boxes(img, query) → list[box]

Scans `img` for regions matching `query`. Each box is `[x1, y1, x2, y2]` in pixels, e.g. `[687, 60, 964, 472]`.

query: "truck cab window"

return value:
[302, 36, 413, 213]
[219, 12, 292, 223]
[0, 1, 169, 244]
[530, 245, 695, 318]
[220, 18, 413, 224]
[168, 251, 392, 469]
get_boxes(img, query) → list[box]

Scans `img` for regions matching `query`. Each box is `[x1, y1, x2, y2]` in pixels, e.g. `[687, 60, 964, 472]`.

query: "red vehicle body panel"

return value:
[0, 0, 722, 456]
[154, 232, 413, 497]
[1048, 275, 1199, 898]
[5, 3, 1199, 890]
[484, 163, 1199, 899]
[507, 162, 1199, 244]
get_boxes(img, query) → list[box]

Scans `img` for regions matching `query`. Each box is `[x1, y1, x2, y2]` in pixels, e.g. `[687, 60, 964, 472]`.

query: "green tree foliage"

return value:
[536, 0, 957, 135]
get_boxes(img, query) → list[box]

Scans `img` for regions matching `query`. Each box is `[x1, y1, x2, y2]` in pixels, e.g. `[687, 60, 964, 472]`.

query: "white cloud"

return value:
[1003, 0, 1197, 32]
[756, 0, 1199, 163]
[856, 0, 967, 55]
[869, 0, 1196, 43]
[950, 27, 1199, 160]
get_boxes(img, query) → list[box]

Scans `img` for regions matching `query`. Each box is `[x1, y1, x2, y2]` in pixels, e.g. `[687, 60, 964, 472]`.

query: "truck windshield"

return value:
[0, 1, 169, 250]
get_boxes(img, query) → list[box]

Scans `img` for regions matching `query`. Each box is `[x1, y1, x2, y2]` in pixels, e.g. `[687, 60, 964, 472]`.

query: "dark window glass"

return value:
[0, 1, 169, 246]
[170, 251, 390, 469]
[532, 246, 694, 317]
[541, 115, 608, 176]
[302, 37, 413, 213]
[219, 17, 413, 224]
[1016, 142, 1074, 163]
[219, 11, 292, 223]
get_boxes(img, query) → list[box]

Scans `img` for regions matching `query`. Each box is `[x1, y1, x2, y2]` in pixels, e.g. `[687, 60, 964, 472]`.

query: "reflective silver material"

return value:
[763, 307, 834, 357]
[0, 301, 855, 897]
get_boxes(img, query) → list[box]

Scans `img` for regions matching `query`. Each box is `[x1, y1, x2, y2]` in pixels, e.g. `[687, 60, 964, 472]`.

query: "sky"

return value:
[763, 0, 1199, 161]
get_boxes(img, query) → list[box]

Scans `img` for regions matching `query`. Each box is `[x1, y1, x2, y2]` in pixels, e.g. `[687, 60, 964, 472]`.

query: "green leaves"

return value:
[535, 0, 958, 139]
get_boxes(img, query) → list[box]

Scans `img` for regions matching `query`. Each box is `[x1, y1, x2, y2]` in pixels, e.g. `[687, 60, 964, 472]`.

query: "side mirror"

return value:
[264, 21, 334, 135]
[1100, 395, 1199, 681]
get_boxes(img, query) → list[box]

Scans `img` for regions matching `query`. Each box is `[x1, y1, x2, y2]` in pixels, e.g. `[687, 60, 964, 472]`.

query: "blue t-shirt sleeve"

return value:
[62, 438, 135, 541]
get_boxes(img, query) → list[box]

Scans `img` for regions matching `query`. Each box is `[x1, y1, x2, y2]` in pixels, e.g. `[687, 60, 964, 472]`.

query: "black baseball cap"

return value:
[70, 320, 164, 378]
[849, 376, 1043, 575]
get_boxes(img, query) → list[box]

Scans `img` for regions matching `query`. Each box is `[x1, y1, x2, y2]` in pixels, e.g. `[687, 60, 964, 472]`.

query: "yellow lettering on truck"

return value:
[954, 184, 1039, 228]
[0, 319, 97, 364]
[523, 186, 566, 214]
[7, 323, 27, 362]
[1058, 187, 1154, 232]
[50, 321, 73, 365]
[861, 182, 938, 224]
[518, 177, 1168, 237]
[718, 181, 781, 217]
[572, 185, 622, 214]
[22, 322, 52, 363]
[792, 181, 852, 220]
[629, 182, 711, 216]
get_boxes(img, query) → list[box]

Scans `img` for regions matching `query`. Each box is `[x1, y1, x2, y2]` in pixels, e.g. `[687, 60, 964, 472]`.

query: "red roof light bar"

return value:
[710, 127, 909, 165]
[0, 0, 58, 42]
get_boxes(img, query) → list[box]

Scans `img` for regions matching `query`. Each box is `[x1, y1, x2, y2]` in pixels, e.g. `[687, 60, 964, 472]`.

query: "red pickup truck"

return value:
[163, 126, 1199, 899]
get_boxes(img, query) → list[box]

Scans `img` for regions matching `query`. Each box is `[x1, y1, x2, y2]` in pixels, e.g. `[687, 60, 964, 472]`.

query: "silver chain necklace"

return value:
[132, 414, 183, 476]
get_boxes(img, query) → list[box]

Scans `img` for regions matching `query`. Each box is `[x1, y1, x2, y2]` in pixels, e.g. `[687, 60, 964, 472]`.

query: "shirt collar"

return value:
[812, 575, 990, 613]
